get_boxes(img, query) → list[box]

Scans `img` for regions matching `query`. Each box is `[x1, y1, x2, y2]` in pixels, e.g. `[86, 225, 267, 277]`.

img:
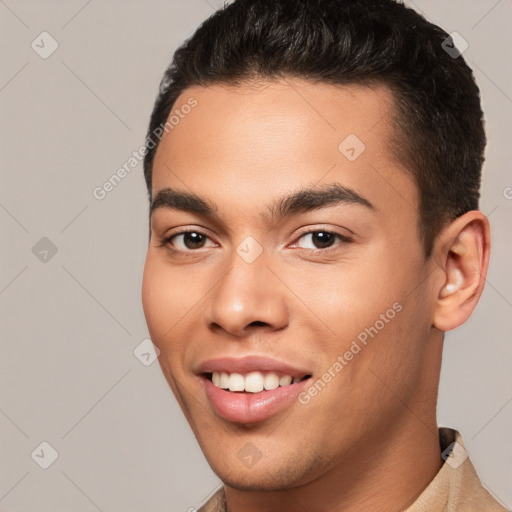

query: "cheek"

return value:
[303, 255, 426, 386]
[296, 259, 403, 339]
[141, 253, 202, 381]
[141, 254, 183, 347]
[141, 257, 165, 335]
[142, 251, 212, 318]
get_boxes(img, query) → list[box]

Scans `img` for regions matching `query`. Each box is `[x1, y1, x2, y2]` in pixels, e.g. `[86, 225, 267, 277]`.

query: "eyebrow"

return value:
[150, 182, 375, 222]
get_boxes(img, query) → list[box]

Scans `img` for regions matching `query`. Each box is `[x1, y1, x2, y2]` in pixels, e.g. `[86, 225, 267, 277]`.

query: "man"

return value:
[141, 0, 509, 510]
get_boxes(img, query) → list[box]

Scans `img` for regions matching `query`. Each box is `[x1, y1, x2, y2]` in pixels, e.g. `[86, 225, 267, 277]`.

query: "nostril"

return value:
[248, 321, 268, 327]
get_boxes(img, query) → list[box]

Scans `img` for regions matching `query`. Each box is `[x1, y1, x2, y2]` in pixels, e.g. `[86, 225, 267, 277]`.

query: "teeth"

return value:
[228, 373, 245, 392]
[245, 372, 264, 393]
[279, 375, 292, 386]
[219, 372, 229, 389]
[210, 371, 305, 393]
[264, 373, 279, 390]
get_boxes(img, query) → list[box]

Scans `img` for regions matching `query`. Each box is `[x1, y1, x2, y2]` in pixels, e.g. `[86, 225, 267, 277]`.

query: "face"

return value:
[142, 79, 440, 490]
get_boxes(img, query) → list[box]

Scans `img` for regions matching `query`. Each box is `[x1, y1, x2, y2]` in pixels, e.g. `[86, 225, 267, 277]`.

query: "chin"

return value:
[217, 471, 296, 492]
[206, 452, 317, 492]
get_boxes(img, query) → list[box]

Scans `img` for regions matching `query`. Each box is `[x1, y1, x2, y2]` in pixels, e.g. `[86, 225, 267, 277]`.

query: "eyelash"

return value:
[158, 227, 352, 257]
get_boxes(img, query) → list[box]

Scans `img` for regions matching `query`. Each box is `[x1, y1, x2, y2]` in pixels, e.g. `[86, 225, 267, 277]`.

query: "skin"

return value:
[141, 79, 490, 512]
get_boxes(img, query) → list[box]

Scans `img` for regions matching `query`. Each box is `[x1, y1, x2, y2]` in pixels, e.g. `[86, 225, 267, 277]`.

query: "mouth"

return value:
[195, 355, 314, 423]
[199, 371, 312, 424]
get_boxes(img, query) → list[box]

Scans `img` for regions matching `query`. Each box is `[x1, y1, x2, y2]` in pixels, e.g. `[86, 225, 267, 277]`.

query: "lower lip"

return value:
[202, 376, 310, 424]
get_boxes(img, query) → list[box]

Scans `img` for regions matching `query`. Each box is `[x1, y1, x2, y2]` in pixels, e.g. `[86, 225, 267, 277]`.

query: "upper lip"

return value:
[194, 355, 313, 378]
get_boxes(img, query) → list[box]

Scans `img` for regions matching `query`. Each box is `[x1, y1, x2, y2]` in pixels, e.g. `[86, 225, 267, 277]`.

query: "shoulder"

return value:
[407, 427, 510, 511]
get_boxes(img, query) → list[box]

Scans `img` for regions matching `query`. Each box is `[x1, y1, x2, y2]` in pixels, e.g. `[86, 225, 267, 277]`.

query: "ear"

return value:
[432, 211, 491, 332]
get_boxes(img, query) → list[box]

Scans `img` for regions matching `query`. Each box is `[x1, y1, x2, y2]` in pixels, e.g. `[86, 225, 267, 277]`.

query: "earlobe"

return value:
[432, 211, 490, 332]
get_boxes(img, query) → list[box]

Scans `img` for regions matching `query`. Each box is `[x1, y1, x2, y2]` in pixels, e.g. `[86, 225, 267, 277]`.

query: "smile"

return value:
[208, 371, 310, 393]
[195, 356, 314, 423]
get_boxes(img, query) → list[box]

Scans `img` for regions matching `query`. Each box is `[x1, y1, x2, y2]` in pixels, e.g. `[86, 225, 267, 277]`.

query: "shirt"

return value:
[197, 427, 509, 511]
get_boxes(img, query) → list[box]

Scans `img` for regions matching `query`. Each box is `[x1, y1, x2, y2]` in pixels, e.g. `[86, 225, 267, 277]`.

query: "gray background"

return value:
[1, 1, 511, 510]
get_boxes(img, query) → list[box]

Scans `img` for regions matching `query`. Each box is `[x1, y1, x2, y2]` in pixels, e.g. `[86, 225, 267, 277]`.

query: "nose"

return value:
[202, 250, 289, 338]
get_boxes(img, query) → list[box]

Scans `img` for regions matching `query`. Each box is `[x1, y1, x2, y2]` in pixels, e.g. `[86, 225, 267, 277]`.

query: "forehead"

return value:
[151, 79, 418, 221]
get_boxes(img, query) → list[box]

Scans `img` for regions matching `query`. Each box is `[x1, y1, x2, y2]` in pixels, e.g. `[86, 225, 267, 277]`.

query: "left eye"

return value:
[294, 230, 350, 250]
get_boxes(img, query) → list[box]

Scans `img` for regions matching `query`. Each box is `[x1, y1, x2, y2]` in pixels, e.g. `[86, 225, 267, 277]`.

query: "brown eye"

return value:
[161, 230, 216, 252]
[185, 232, 206, 249]
[296, 230, 350, 250]
[310, 231, 336, 249]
